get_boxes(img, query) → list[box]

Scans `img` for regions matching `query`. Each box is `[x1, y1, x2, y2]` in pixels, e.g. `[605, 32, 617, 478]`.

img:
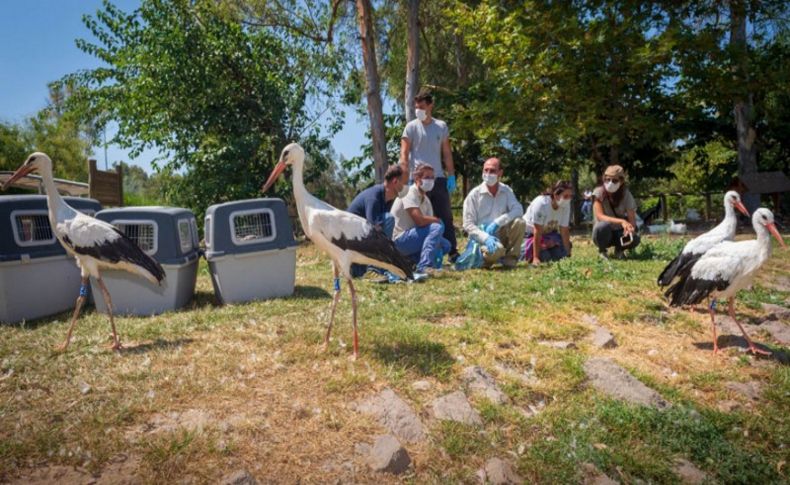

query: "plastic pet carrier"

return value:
[91, 206, 199, 316]
[0, 195, 102, 323]
[204, 198, 297, 304]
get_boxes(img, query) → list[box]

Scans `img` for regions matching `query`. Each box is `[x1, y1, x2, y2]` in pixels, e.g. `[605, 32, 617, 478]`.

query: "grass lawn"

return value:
[1, 233, 788, 483]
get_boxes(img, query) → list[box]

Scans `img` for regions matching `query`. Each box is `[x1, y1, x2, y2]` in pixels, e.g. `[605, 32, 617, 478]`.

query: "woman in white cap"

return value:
[591, 165, 640, 259]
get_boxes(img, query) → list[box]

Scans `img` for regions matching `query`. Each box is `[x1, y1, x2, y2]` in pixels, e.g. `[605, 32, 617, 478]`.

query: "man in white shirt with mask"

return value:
[390, 164, 451, 276]
[462, 157, 525, 268]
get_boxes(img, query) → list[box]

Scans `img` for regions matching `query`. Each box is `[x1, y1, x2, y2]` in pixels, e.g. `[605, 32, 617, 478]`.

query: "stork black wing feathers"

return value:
[665, 272, 729, 307]
[62, 230, 166, 283]
[657, 252, 701, 287]
[331, 228, 415, 280]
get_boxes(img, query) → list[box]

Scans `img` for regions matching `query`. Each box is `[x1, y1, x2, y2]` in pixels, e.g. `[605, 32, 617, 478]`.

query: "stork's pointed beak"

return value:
[765, 222, 787, 248]
[1, 163, 35, 191]
[734, 200, 749, 217]
[261, 160, 287, 193]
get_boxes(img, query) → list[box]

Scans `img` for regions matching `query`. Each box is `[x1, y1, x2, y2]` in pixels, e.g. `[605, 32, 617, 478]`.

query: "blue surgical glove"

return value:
[484, 222, 499, 235]
[484, 236, 500, 254]
[447, 174, 457, 193]
[433, 248, 444, 269]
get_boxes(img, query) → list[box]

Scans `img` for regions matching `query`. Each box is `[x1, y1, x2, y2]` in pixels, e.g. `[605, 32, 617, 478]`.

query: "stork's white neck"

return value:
[754, 222, 774, 260]
[290, 160, 311, 235]
[39, 166, 73, 225]
[717, 201, 738, 234]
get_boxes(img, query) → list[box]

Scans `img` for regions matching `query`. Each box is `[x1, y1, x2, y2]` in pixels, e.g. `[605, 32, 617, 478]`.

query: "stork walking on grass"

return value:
[658, 191, 749, 287]
[665, 208, 786, 355]
[2, 153, 165, 350]
[261, 143, 414, 359]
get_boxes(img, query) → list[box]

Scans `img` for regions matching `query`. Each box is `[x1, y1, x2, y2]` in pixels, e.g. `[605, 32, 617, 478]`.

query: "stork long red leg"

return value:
[708, 299, 719, 354]
[96, 276, 122, 350]
[325, 263, 341, 350]
[348, 277, 359, 361]
[728, 298, 770, 356]
[56, 277, 90, 352]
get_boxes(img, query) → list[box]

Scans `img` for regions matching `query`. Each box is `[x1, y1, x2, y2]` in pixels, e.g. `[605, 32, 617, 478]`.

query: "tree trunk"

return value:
[730, 0, 759, 210]
[571, 167, 581, 226]
[356, 0, 387, 183]
[404, 0, 419, 123]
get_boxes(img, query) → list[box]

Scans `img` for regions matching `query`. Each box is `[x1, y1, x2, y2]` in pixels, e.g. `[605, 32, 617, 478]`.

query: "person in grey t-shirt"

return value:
[399, 90, 458, 261]
[591, 164, 641, 259]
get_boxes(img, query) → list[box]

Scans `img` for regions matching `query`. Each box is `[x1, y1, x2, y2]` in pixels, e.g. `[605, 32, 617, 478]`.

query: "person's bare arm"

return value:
[406, 207, 441, 227]
[593, 199, 632, 233]
[560, 226, 571, 254]
[399, 138, 411, 183]
[625, 209, 637, 234]
[532, 223, 543, 264]
[441, 137, 454, 176]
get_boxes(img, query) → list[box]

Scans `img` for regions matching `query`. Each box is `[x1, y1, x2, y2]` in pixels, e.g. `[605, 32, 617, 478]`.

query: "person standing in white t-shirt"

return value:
[522, 181, 573, 265]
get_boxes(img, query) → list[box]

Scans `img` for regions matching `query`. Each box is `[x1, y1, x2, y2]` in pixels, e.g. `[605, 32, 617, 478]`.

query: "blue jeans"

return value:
[538, 244, 569, 262]
[426, 177, 458, 256]
[351, 213, 396, 278]
[394, 222, 450, 272]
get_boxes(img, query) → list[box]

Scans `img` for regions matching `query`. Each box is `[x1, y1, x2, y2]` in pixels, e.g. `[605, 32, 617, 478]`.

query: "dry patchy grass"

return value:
[1, 233, 789, 483]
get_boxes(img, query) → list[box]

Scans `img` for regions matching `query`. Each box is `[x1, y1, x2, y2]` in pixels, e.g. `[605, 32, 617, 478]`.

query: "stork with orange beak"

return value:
[261, 143, 414, 359]
[666, 208, 786, 355]
[2, 153, 165, 350]
[658, 190, 750, 287]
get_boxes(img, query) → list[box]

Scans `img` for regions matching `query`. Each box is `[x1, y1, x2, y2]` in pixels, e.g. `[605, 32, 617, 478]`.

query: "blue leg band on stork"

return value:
[334, 278, 341, 292]
[709, 299, 717, 310]
[79, 284, 89, 298]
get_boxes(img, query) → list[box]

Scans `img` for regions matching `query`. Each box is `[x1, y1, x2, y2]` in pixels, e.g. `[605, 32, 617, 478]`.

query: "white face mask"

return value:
[557, 197, 571, 208]
[415, 109, 427, 122]
[420, 178, 434, 192]
[483, 173, 498, 187]
[604, 181, 621, 193]
[398, 184, 409, 198]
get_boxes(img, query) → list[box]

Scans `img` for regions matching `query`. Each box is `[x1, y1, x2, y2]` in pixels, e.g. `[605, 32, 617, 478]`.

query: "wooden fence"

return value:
[88, 159, 123, 207]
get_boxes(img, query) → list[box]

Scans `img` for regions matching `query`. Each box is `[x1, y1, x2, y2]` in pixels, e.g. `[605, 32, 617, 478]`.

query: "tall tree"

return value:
[60, 0, 326, 219]
[404, 0, 419, 122]
[356, 0, 388, 182]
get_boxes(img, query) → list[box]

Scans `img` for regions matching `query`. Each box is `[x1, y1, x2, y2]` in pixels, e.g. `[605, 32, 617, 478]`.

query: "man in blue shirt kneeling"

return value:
[346, 164, 406, 277]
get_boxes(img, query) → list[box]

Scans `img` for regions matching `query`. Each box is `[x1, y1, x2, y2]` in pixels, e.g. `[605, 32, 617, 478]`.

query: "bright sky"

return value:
[0, 0, 366, 173]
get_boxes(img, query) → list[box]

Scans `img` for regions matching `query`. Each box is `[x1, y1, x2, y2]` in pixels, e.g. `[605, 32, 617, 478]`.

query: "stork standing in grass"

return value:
[261, 143, 414, 359]
[665, 208, 786, 355]
[2, 153, 165, 350]
[658, 191, 749, 287]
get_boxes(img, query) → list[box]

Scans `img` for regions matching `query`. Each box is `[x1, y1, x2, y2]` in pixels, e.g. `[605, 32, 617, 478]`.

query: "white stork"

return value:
[658, 190, 749, 287]
[2, 153, 165, 351]
[665, 208, 786, 355]
[261, 143, 414, 359]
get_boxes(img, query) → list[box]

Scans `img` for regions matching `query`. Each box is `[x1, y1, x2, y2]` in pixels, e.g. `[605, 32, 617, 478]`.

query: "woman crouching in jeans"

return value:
[592, 165, 640, 259]
[522, 180, 573, 265]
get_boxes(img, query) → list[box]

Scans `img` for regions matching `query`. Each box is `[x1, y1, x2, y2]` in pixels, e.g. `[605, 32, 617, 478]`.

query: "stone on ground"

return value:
[462, 366, 509, 404]
[580, 463, 618, 485]
[538, 340, 577, 349]
[761, 320, 790, 346]
[367, 435, 411, 475]
[583, 357, 670, 409]
[476, 457, 522, 484]
[411, 380, 432, 391]
[431, 391, 483, 426]
[589, 326, 618, 349]
[672, 458, 707, 484]
[220, 469, 258, 485]
[353, 388, 425, 443]
[760, 303, 790, 321]
[726, 381, 762, 401]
